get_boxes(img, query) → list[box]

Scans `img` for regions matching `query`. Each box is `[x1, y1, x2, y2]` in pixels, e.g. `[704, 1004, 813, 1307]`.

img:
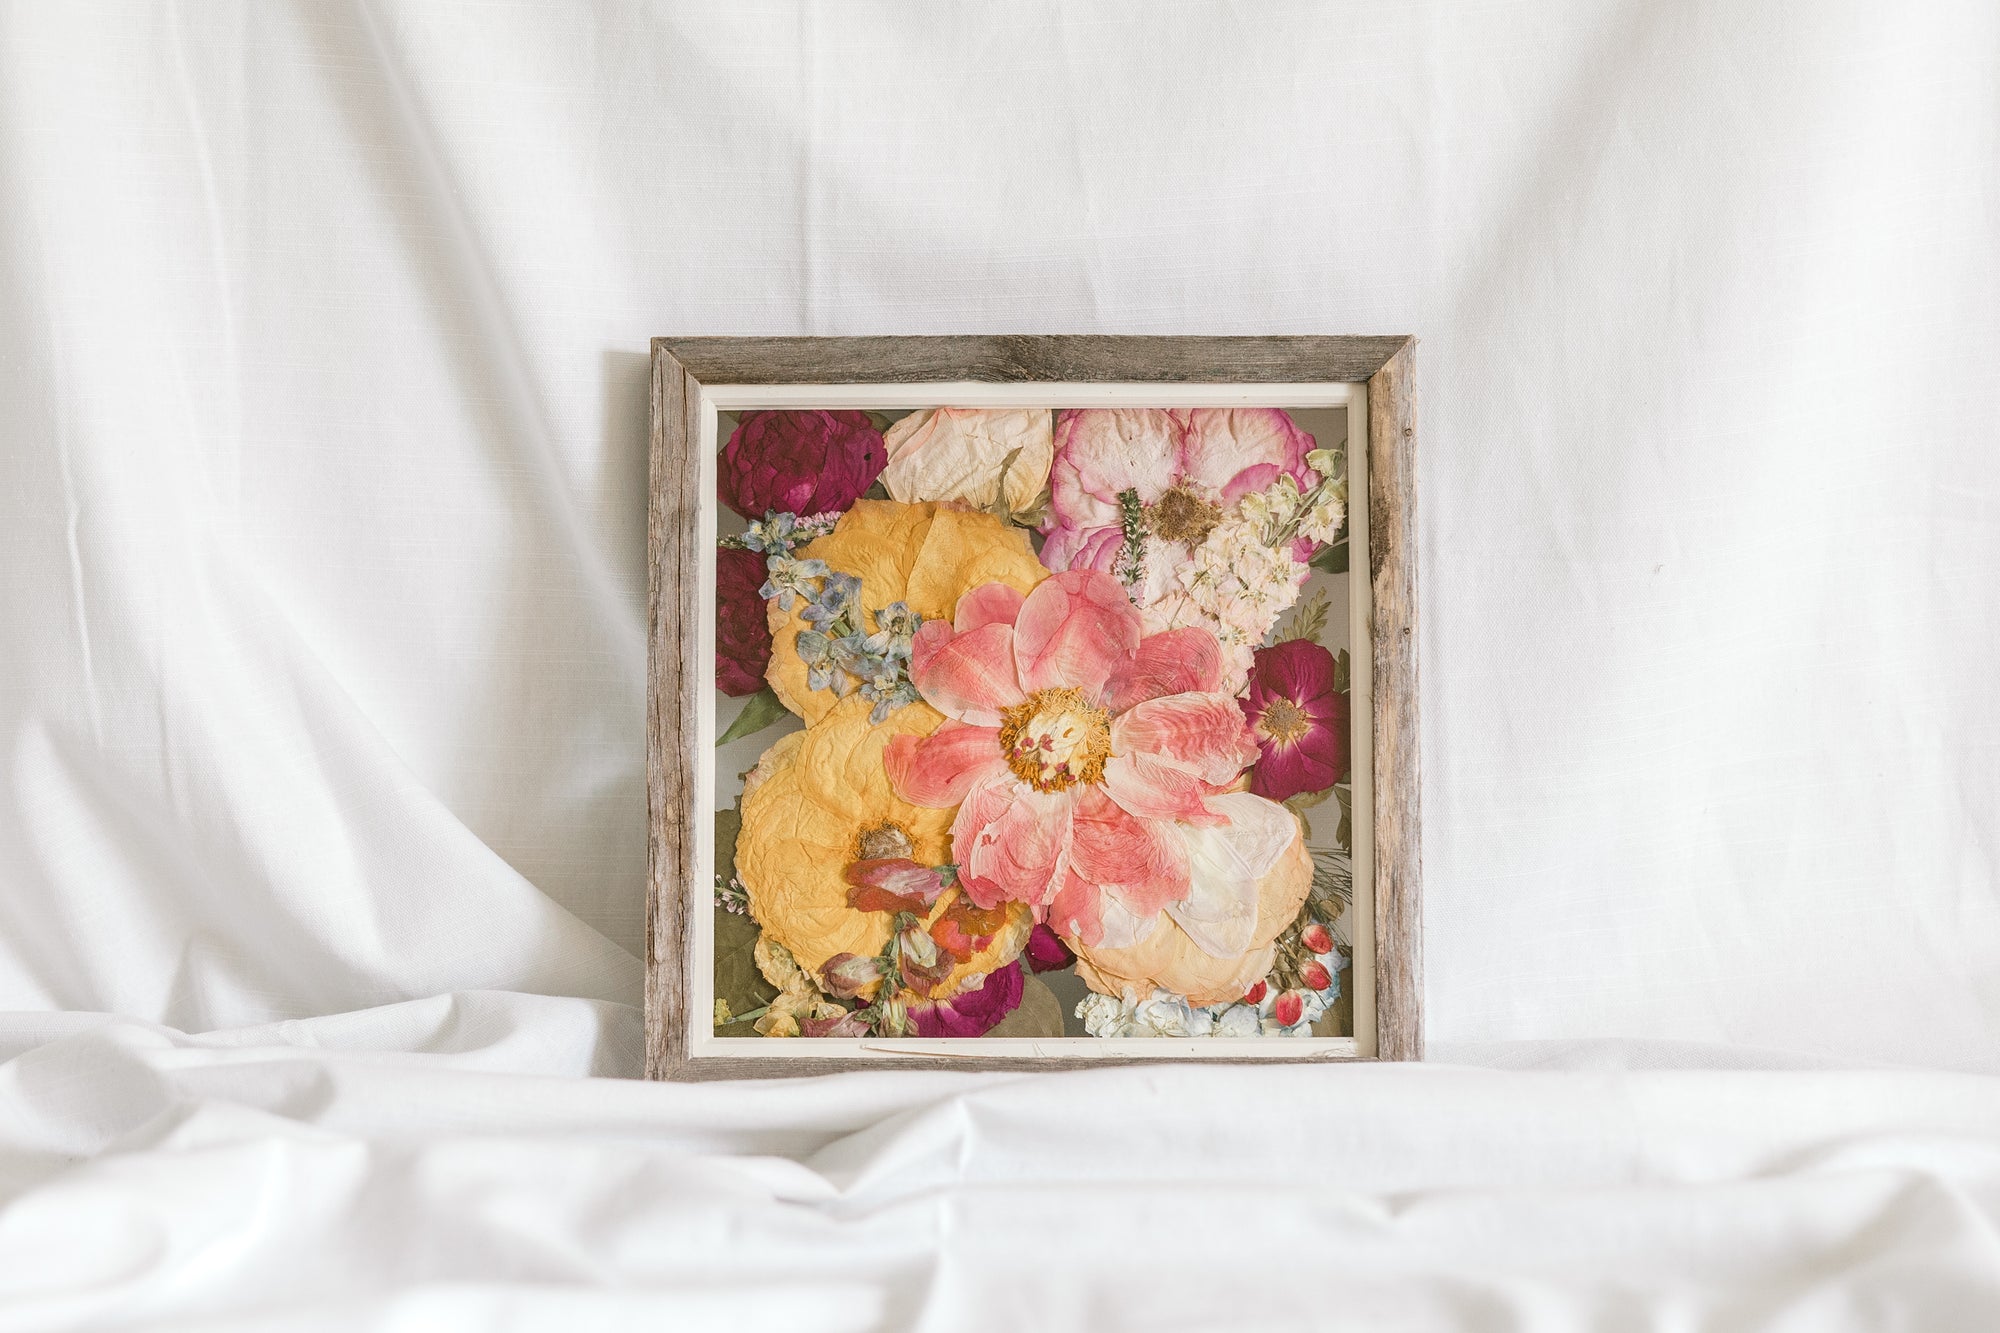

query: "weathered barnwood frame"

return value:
[647, 336, 1419, 1079]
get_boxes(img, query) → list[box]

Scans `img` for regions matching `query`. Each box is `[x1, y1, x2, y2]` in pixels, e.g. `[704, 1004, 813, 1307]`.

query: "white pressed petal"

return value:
[883, 407, 1055, 511]
[1164, 792, 1297, 959]
[1093, 885, 1165, 951]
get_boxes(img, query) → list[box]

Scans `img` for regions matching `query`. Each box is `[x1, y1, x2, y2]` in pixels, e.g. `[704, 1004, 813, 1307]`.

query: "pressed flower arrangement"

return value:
[706, 400, 1359, 1045]
[648, 335, 1422, 1078]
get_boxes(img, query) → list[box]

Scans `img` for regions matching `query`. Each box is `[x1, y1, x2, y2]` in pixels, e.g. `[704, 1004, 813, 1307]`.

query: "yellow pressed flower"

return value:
[737, 692, 1030, 999]
[1071, 820, 1313, 1008]
[766, 500, 1048, 724]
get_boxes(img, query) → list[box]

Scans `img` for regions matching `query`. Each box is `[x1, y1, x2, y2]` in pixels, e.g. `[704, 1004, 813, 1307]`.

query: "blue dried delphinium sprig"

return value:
[737, 515, 925, 720]
[801, 571, 861, 626]
[760, 555, 829, 612]
[730, 510, 840, 558]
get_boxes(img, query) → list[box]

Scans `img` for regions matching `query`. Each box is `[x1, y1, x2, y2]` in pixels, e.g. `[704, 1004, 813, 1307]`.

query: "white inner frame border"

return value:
[689, 381, 1373, 1061]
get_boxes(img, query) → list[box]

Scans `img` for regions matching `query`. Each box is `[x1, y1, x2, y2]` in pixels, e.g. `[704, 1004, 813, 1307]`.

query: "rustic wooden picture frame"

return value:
[647, 336, 1419, 1080]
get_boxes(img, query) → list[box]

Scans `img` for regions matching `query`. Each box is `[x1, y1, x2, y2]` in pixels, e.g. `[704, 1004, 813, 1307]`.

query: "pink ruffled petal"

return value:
[909, 622, 1026, 726]
[1038, 523, 1124, 576]
[953, 582, 1026, 633]
[1101, 628, 1226, 714]
[954, 777, 1074, 909]
[1219, 461, 1284, 504]
[885, 724, 1008, 808]
[908, 619, 955, 677]
[1051, 408, 1181, 506]
[1069, 788, 1191, 922]
[1111, 692, 1258, 785]
[1099, 752, 1224, 825]
[1177, 408, 1315, 499]
[946, 775, 1018, 908]
[1046, 871, 1104, 947]
[1012, 569, 1141, 698]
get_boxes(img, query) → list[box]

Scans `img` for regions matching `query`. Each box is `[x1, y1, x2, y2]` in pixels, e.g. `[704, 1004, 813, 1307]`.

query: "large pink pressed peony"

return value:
[1038, 408, 1318, 576]
[884, 568, 1298, 953]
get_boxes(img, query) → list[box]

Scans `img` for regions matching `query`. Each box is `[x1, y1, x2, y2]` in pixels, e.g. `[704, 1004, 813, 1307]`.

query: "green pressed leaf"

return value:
[986, 973, 1066, 1038]
[1333, 648, 1350, 693]
[714, 807, 741, 885]
[986, 445, 1026, 514]
[1274, 588, 1331, 645]
[1335, 784, 1353, 854]
[717, 687, 788, 747]
[1309, 541, 1349, 575]
[713, 906, 777, 1036]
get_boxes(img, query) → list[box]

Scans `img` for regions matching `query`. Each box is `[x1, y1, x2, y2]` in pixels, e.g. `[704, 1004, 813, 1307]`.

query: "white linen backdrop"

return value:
[1, 1, 1997, 1327]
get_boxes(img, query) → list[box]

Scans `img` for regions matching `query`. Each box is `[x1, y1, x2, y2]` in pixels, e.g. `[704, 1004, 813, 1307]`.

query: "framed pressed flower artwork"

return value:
[646, 337, 1419, 1079]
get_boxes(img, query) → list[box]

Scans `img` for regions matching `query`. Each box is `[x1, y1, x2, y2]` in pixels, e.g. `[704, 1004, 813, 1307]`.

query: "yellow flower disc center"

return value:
[1257, 697, 1311, 745]
[1150, 484, 1223, 546]
[856, 821, 914, 861]
[997, 687, 1112, 792]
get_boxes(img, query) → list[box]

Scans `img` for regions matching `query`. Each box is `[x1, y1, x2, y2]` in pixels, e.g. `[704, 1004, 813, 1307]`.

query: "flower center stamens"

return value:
[1149, 484, 1224, 547]
[1257, 697, 1311, 745]
[997, 687, 1112, 792]
[856, 822, 915, 861]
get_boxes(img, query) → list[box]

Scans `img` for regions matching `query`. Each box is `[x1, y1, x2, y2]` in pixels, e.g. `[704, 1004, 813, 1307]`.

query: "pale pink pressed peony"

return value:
[1038, 408, 1319, 577]
[883, 568, 1296, 953]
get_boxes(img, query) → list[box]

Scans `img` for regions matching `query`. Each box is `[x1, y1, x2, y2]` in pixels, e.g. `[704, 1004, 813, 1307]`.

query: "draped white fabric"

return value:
[1, 2, 1996, 1326]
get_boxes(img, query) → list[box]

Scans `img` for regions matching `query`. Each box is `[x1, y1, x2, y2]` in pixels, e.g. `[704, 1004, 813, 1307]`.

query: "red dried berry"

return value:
[1301, 960, 1333, 991]
[1301, 922, 1334, 955]
[1273, 991, 1305, 1027]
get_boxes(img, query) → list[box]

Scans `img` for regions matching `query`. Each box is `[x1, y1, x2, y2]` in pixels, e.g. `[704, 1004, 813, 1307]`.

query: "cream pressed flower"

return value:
[882, 408, 1054, 514]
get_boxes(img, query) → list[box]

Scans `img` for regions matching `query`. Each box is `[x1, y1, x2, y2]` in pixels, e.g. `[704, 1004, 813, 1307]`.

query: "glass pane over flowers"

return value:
[713, 404, 1354, 1041]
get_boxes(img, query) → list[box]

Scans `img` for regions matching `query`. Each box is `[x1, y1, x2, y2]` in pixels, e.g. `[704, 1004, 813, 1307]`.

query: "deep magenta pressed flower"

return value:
[718, 410, 886, 520]
[1239, 639, 1348, 802]
[715, 546, 774, 696]
[909, 961, 1025, 1037]
[1023, 923, 1074, 973]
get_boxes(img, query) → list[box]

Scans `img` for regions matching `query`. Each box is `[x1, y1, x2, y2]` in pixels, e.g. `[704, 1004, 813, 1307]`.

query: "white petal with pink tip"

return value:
[1165, 792, 1297, 959]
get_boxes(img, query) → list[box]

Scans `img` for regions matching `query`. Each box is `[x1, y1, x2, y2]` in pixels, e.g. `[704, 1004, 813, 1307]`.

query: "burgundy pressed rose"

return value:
[1023, 923, 1074, 973]
[909, 962, 1025, 1037]
[1238, 639, 1348, 802]
[716, 546, 774, 696]
[718, 410, 886, 520]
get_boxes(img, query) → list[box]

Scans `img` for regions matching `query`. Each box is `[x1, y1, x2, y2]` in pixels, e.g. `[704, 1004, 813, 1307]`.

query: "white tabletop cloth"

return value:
[1, 2, 1996, 1326]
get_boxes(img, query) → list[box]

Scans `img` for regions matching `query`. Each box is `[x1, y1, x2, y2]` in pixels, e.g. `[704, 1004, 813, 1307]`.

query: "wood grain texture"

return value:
[1366, 340, 1424, 1062]
[645, 336, 1420, 1079]
[644, 349, 702, 1081]
[656, 335, 1407, 386]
